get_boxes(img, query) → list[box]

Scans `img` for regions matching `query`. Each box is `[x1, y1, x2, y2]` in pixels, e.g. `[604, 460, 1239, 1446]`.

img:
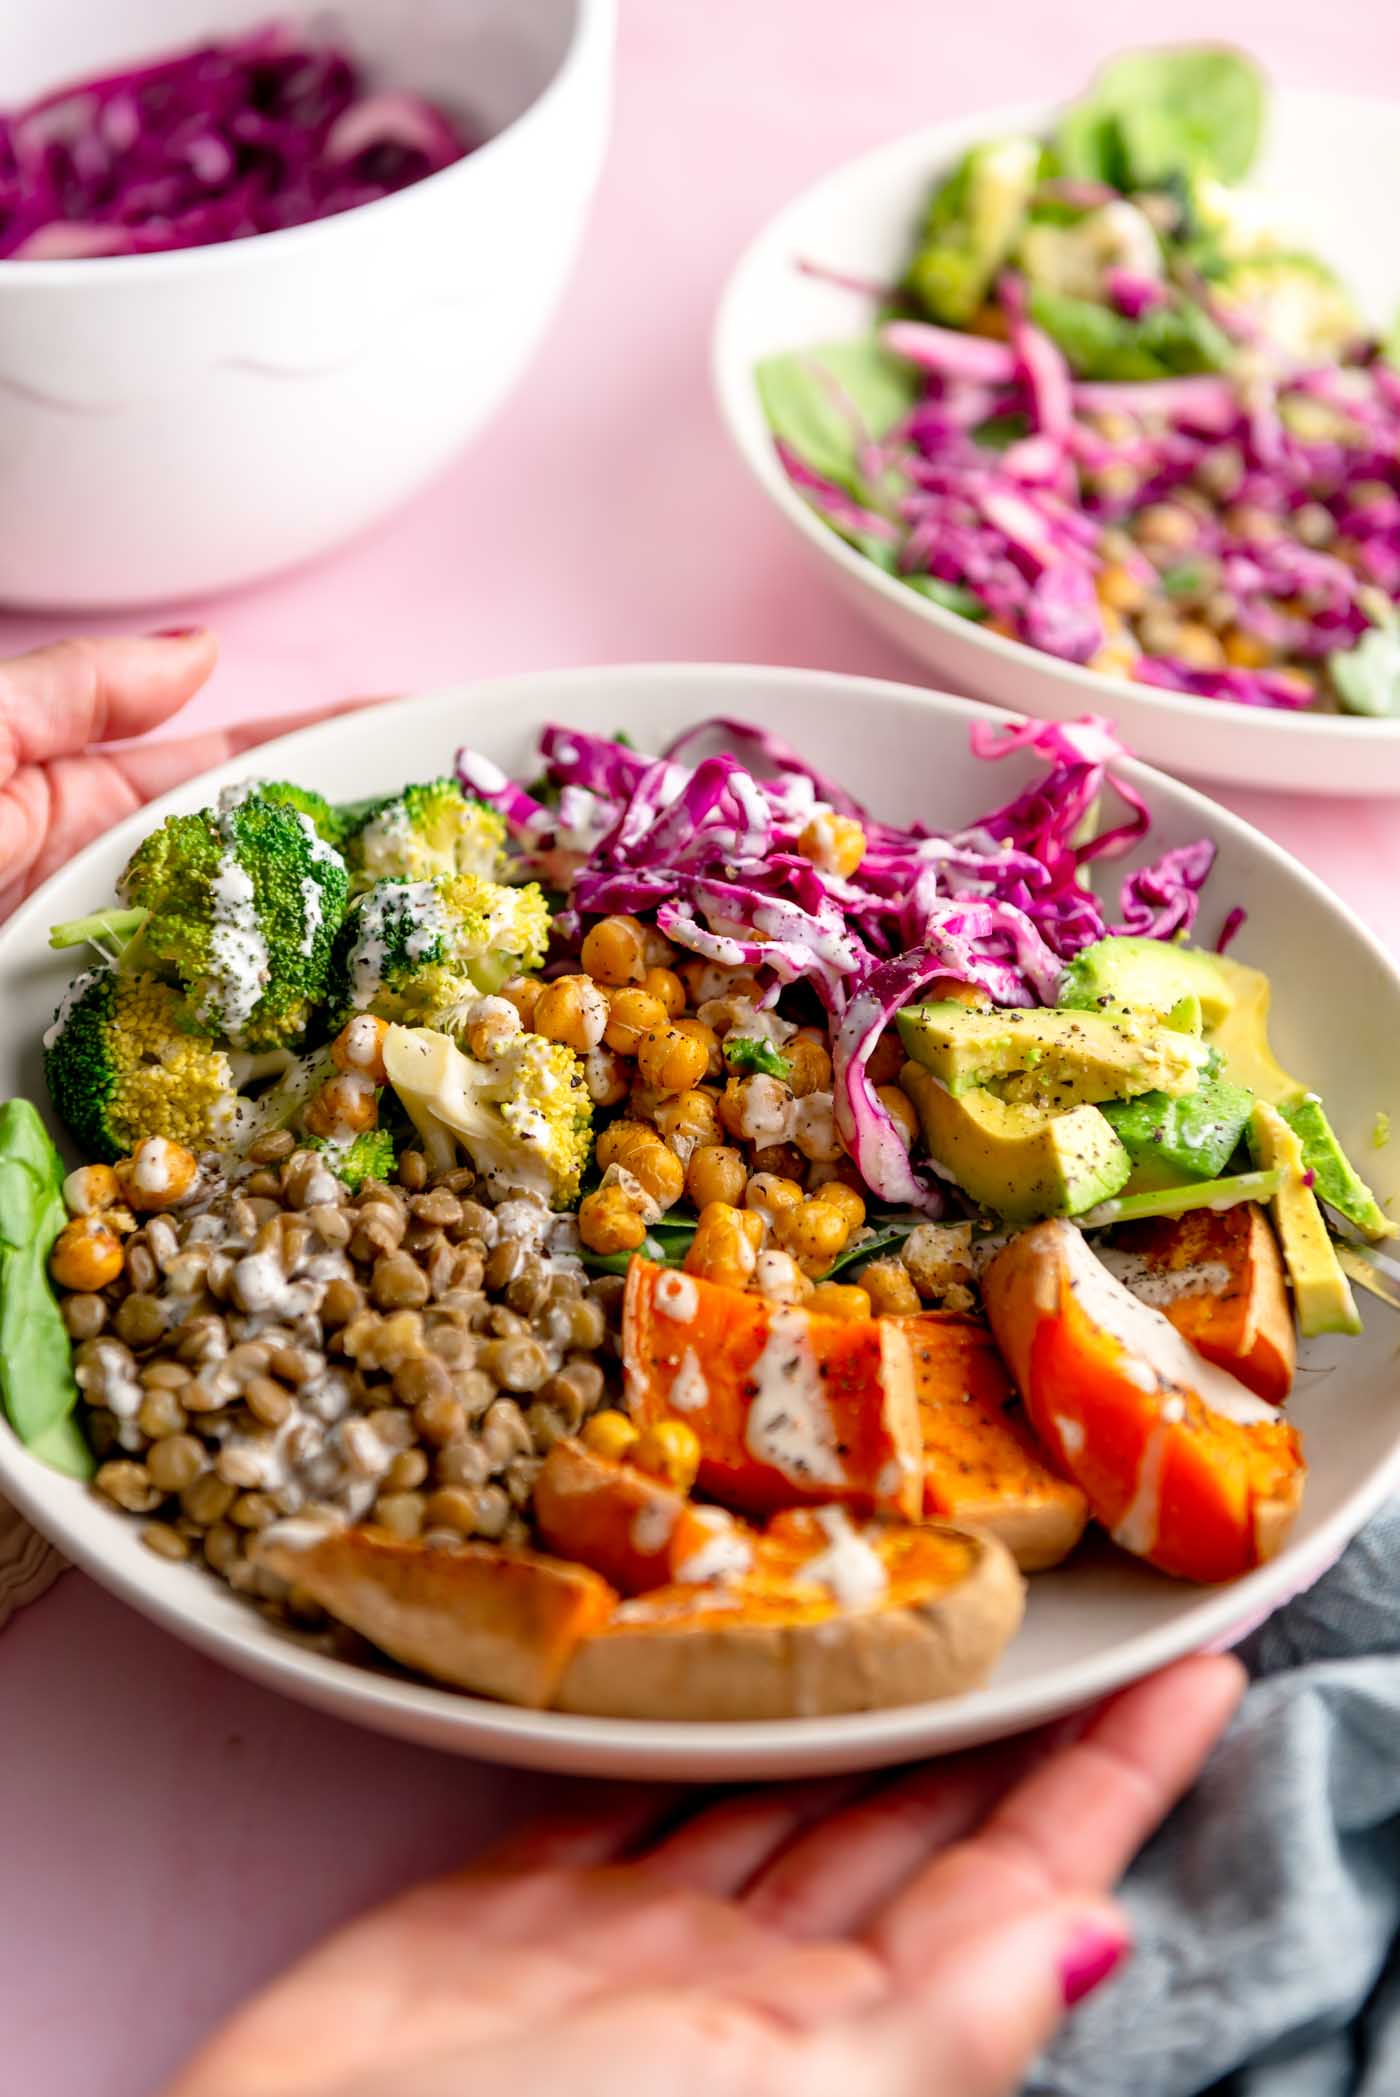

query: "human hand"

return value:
[0, 630, 373, 920]
[166, 1654, 1243, 2097]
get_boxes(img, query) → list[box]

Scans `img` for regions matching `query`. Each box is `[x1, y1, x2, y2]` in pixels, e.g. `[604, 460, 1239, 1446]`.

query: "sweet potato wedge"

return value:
[983, 1220, 1305, 1584]
[623, 1258, 922, 1519]
[555, 1514, 1024, 1720]
[895, 1311, 1089, 1571]
[532, 1437, 756, 1595]
[1106, 1203, 1295, 1405]
[253, 1524, 616, 1707]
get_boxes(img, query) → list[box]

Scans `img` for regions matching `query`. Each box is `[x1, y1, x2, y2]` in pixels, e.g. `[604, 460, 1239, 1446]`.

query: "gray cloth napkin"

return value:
[1034, 1502, 1400, 2097]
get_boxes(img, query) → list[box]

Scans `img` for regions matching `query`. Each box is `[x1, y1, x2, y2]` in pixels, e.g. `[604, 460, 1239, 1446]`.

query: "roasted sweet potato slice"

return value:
[623, 1258, 922, 1518]
[555, 1513, 1024, 1720]
[983, 1220, 1305, 1584]
[895, 1311, 1089, 1571]
[253, 1524, 616, 1707]
[1106, 1203, 1295, 1405]
[532, 1437, 755, 1596]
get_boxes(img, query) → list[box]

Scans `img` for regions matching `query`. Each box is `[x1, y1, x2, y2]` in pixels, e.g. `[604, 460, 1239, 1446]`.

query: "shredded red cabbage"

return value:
[0, 23, 470, 259]
[776, 273, 1400, 712]
[456, 711, 1227, 1207]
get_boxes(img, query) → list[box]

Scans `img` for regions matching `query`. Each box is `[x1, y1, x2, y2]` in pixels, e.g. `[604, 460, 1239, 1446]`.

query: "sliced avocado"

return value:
[897, 1000, 1205, 1109]
[1076, 1167, 1283, 1229]
[901, 1060, 1130, 1226]
[1211, 957, 1395, 1239]
[1101, 1069, 1254, 1182]
[1059, 935, 1236, 1030]
[1248, 1101, 1361, 1337]
[1165, 991, 1204, 1036]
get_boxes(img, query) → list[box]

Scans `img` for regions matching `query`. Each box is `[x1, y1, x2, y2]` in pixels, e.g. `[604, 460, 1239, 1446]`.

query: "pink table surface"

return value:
[6, 4, 1400, 2090]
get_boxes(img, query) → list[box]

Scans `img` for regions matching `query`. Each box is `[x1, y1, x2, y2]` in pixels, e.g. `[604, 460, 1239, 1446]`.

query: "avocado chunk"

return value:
[901, 1060, 1131, 1226]
[897, 999, 1206, 1110]
[1059, 935, 1236, 1030]
[1101, 1069, 1254, 1181]
[1248, 1101, 1361, 1337]
[1211, 956, 1394, 1239]
[1280, 1097, 1394, 1239]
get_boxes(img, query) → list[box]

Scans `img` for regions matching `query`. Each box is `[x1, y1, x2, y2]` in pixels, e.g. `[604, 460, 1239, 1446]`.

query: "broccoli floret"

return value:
[256, 781, 345, 848]
[382, 1019, 592, 1206]
[331, 874, 551, 1025]
[344, 779, 507, 891]
[117, 786, 350, 1050]
[42, 970, 249, 1161]
[308, 1125, 397, 1193]
[1215, 252, 1361, 363]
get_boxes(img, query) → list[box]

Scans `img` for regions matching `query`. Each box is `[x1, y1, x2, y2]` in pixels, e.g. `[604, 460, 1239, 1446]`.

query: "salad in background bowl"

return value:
[714, 54, 1400, 793]
[1, 665, 1397, 1777]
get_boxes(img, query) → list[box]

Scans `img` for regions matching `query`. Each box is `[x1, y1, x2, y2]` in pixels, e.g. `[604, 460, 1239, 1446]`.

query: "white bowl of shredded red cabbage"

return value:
[714, 60, 1400, 795]
[0, 0, 613, 607]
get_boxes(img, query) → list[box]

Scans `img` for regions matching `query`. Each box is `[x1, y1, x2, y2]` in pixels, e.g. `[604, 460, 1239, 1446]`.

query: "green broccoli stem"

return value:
[48, 907, 148, 957]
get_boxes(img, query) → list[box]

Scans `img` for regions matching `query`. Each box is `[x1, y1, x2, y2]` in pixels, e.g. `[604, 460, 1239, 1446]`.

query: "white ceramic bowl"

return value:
[3, 663, 1398, 1779]
[0, 0, 613, 610]
[713, 90, 1400, 797]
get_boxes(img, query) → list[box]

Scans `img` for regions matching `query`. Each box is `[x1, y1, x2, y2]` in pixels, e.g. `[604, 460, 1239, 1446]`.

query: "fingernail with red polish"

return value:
[1059, 1924, 1130, 2008]
[147, 626, 200, 640]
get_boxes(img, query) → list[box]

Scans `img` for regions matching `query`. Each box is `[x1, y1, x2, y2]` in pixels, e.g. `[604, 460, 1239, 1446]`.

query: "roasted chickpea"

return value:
[62, 1163, 121, 1217]
[876, 1084, 920, 1150]
[672, 1016, 721, 1080]
[631, 1420, 701, 1494]
[744, 1173, 804, 1226]
[653, 1087, 721, 1158]
[753, 1248, 813, 1306]
[581, 1410, 641, 1463]
[534, 974, 610, 1053]
[580, 914, 649, 987]
[305, 1072, 379, 1139]
[640, 965, 686, 1017]
[865, 1030, 907, 1088]
[809, 1282, 876, 1321]
[500, 975, 545, 1028]
[595, 1121, 685, 1210]
[818, 1181, 866, 1234]
[684, 1202, 764, 1289]
[603, 986, 668, 1057]
[685, 1143, 747, 1211]
[776, 1197, 852, 1276]
[577, 1184, 648, 1257]
[115, 1136, 199, 1211]
[50, 1217, 124, 1291]
[785, 1032, 833, 1098]
[636, 1024, 709, 1095]
[330, 1013, 391, 1083]
[797, 811, 866, 878]
[859, 1258, 922, 1316]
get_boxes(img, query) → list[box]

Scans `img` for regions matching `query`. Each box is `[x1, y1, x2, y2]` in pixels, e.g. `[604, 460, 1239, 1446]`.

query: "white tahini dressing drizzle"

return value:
[743, 1306, 848, 1489]
[798, 1508, 888, 1610]
[198, 807, 270, 1038]
[1061, 1226, 1275, 1427]
[669, 1346, 710, 1414]
[43, 967, 101, 1051]
[673, 1509, 753, 1586]
[1112, 1426, 1170, 1557]
[654, 1271, 699, 1323]
[348, 881, 448, 1010]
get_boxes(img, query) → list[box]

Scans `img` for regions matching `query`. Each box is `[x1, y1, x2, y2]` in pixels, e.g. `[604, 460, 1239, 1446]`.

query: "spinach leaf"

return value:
[1028, 286, 1230, 380]
[905, 575, 988, 620]
[723, 1037, 792, 1081]
[823, 1214, 924, 1279]
[1054, 46, 1265, 191]
[0, 1099, 89, 1474]
[1329, 619, 1400, 717]
[755, 341, 919, 494]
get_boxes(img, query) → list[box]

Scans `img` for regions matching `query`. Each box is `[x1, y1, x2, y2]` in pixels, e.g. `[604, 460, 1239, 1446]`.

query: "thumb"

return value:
[861, 1897, 1131, 2097]
[0, 631, 218, 782]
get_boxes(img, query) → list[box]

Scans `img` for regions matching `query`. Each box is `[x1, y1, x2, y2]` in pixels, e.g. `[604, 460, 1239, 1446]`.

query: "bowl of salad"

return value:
[714, 49, 1400, 795]
[0, 0, 613, 608]
[1, 662, 1397, 1780]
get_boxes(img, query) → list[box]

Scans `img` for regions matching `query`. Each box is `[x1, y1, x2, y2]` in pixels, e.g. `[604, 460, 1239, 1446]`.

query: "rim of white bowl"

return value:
[6, 658, 1400, 1770]
[0, 0, 615, 286]
[711, 86, 1400, 749]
